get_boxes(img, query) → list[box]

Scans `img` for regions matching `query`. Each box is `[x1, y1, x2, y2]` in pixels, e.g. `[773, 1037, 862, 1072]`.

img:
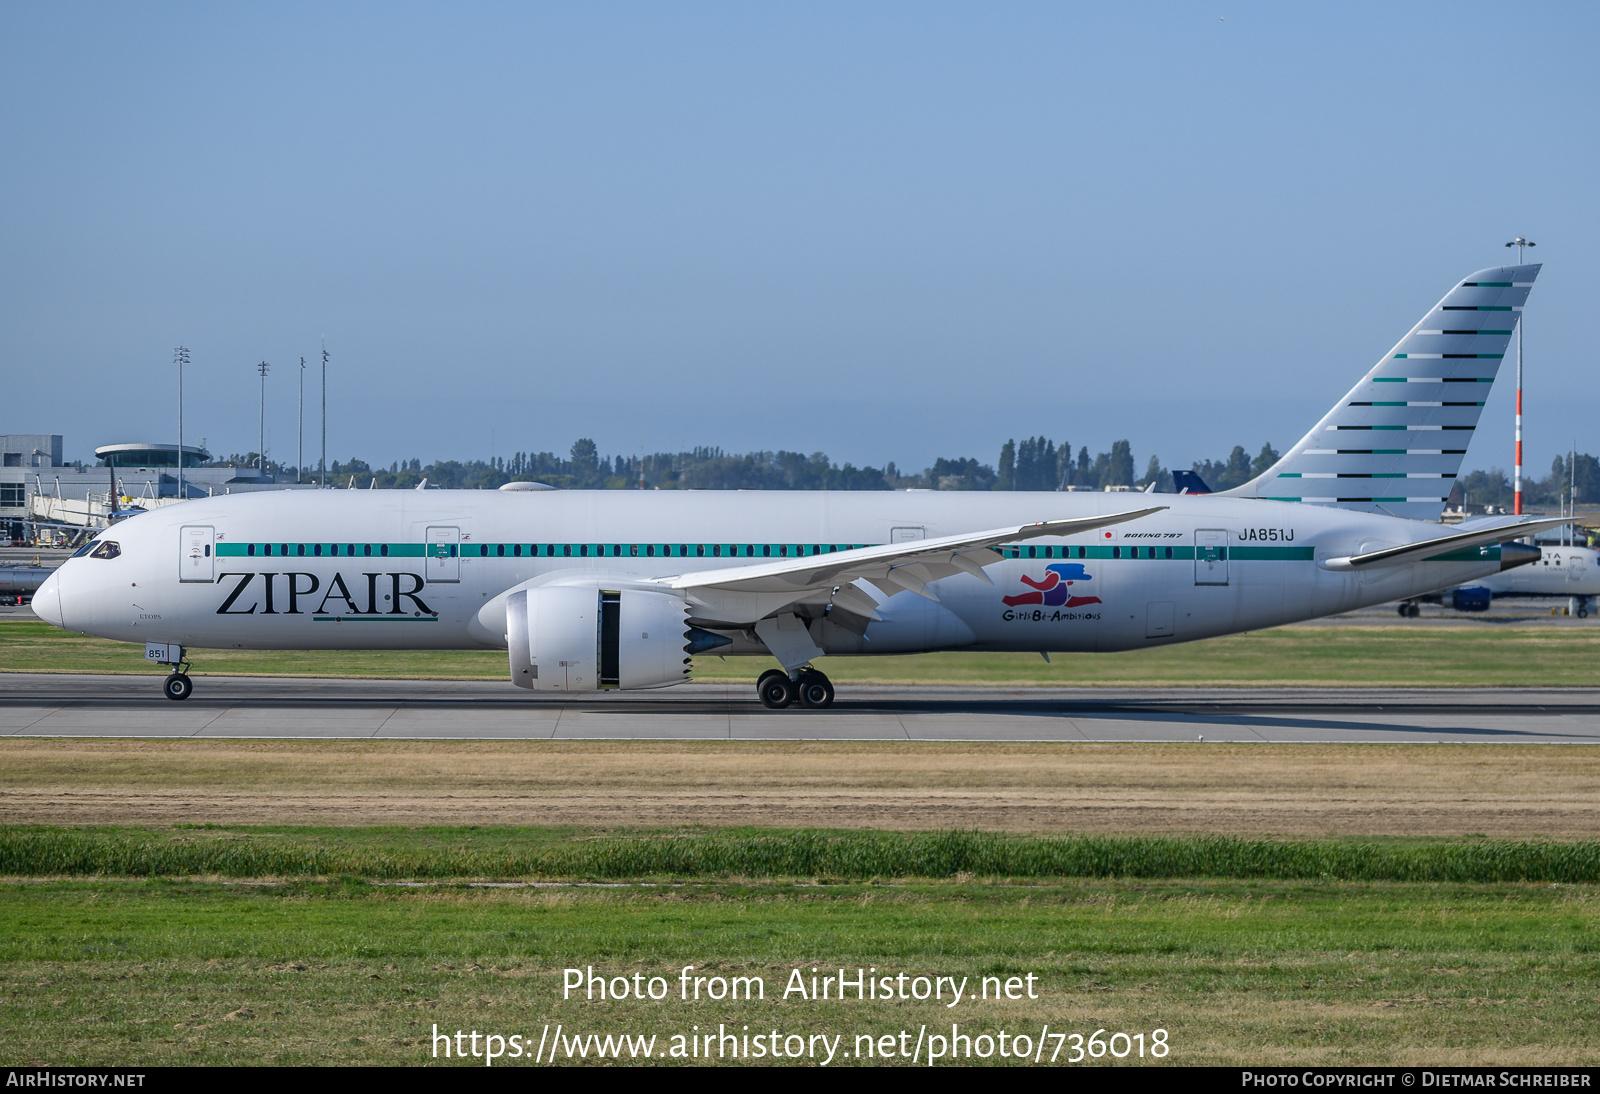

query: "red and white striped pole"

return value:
[1506, 237, 1535, 515]
[1514, 331, 1523, 514]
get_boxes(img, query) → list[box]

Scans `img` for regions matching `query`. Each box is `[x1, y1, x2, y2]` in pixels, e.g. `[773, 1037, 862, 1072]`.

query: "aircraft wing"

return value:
[1323, 517, 1568, 570]
[660, 507, 1166, 621]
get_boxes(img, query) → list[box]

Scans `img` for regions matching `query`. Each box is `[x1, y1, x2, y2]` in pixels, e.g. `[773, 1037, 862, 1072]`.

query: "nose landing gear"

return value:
[145, 642, 193, 700]
[163, 672, 193, 701]
[756, 667, 835, 709]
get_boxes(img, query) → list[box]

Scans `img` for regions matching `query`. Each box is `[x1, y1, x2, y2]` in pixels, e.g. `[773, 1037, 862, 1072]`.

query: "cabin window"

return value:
[380, 544, 388, 557]
[1112, 546, 1121, 559]
[1165, 546, 1173, 559]
[247, 543, 255, 556]
[563, 544, 571, 557]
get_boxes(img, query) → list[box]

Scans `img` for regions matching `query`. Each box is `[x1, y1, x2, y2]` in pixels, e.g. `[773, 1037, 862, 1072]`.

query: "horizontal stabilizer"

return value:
[1322, 517, 1566, 570]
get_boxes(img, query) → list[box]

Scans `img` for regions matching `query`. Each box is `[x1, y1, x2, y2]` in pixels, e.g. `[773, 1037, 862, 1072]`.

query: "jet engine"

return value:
[505, 584, 729, 691]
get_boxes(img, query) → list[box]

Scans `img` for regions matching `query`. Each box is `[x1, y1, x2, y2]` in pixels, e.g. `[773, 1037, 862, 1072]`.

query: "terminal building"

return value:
[1, 432, 305, 543]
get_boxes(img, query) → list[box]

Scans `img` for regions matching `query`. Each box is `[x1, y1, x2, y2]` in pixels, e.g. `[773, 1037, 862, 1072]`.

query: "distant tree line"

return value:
[1452, 453, 1600, 511]
[273, 437, 1265, 493]
[208, 439, 1599, 506]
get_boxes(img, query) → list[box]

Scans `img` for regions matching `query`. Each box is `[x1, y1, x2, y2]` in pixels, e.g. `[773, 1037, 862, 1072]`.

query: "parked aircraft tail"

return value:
[1172, 469, 1213, 495]
[1224, 264, 1541, 521]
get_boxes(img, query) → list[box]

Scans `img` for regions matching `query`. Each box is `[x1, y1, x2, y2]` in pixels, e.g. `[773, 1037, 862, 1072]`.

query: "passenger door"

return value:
[178, 525, 214, 583]
[1194, 529, 1229, 586]
[425, 526, 461, 583]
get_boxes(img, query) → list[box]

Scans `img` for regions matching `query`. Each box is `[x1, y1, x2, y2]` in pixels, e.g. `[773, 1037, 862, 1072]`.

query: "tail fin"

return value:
[1224, 264, 1541, 521]
[1172, 469, 1213, 495]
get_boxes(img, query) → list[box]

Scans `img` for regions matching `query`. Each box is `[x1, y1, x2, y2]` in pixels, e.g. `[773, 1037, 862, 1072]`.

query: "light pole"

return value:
[297, 356, 305, 484]
[1505, 237, 1535, 514]
[174, 346, 189, 500]
[320, 339, 328, 488]
[256, 360, 270, 475]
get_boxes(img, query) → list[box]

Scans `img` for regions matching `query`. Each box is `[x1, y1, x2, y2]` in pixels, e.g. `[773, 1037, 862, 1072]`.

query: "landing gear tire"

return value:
[1398, 601, 1420, 618]
[796, 671, 835, 709]
[163, 673, 193, 702]
[758, 674, 796, 709]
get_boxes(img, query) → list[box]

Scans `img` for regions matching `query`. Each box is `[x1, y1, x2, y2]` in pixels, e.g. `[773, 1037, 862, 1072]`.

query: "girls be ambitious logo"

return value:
[1000, 562, 1102, 622]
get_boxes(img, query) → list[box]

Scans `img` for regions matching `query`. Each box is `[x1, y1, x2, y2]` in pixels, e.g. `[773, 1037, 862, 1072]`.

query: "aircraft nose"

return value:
[33, 569, 64, 629]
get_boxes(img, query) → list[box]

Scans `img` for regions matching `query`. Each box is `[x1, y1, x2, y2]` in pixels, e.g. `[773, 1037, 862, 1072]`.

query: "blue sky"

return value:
[2, 2, 1595, 477]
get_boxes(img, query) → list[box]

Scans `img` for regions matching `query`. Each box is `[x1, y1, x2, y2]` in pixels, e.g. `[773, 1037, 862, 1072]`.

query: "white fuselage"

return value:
[1478, 544, 1600, 598]
[37, 488, 1512, 659]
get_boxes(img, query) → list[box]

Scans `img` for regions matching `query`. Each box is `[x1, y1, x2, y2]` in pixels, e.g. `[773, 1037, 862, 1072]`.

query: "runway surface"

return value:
[3, 673, 1599, 743]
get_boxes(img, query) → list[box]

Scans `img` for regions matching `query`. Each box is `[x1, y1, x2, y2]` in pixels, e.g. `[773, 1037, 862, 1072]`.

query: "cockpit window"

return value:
[89, 541, 121, 560]
[71, 542, 97, 559]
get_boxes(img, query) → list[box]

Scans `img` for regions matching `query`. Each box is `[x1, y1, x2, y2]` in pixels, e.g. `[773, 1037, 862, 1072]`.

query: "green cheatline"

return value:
[210, 542, 1323, 564]
[217, 541, 875, 561]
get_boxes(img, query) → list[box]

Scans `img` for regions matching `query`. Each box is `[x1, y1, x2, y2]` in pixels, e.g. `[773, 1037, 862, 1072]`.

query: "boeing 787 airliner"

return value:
[34, 264, 1560, 708]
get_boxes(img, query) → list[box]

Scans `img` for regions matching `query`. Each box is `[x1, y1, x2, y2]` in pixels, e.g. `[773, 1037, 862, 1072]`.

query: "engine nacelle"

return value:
[506, 584, 715, 691]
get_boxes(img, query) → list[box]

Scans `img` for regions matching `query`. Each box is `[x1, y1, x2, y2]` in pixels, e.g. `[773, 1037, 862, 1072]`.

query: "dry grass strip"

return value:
[2, 739, 1597, 836]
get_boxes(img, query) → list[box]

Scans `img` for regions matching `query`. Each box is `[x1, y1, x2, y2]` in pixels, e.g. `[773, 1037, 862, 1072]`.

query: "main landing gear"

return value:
[1396, 600, 1422, 618]
[756, 667, 835, 710]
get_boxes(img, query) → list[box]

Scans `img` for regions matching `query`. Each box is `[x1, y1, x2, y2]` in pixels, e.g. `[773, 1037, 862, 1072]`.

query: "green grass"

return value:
[8, 826, 1600, 885]
[2, 875, 1597, 1065]
[7, 618, 1600, 687]
[4, 828, 1598, 1064]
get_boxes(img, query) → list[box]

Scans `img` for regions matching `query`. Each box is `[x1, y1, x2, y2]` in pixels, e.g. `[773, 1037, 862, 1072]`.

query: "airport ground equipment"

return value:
[1402, 542, 1600, 616]
[30, 264, 1557, 704]
[0, 565, 56, 603]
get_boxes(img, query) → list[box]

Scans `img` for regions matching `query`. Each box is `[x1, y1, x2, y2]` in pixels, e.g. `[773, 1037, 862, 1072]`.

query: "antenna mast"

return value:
[321, 338, 328, 487]
[298, 356, 305, 484]
[174, 346, 189, 500]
